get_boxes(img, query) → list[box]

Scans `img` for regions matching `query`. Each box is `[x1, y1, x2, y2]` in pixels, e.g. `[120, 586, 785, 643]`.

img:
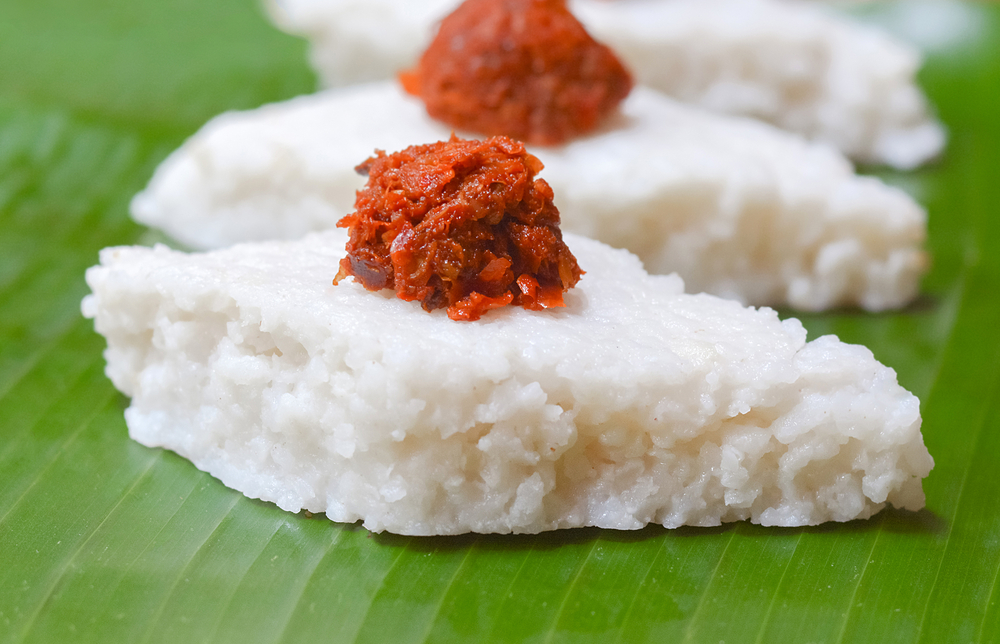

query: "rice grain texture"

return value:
[267, 0, 945, 168]
[82, 229, 933, 535]
[132, 83, 927, 312]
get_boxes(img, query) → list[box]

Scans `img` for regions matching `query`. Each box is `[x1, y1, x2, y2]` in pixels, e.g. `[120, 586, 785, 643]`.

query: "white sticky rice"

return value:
[82, 228, 933, 535]
[267, 0, 945, 168]
[132, 83, 927, 312]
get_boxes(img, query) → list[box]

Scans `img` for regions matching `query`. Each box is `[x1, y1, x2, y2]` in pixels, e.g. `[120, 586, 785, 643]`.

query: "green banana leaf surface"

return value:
[1, 1, 999, 642]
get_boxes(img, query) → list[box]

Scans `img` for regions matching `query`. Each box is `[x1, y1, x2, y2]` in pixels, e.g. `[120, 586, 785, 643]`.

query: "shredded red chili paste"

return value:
[399, 0, 633, 146]
[334, 136, 583, 321]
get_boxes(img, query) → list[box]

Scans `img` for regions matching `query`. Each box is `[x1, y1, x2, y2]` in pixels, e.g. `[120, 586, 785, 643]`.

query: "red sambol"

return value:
[400, 0, 633, 146]
[335, 136, 583, 321]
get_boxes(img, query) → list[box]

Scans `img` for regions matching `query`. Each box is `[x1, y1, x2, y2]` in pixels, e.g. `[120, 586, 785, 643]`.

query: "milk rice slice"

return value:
[132, 83, 927, 312]
[82, 229, 933, 536]
[267, 0, 945, 168]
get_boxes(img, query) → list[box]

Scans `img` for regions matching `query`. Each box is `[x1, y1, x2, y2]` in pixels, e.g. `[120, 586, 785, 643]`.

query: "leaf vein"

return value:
[752, 532, 804, 644]
[680, 526, 738, 644]
[16, 450, 164, 641]
[0, 384, 117, 528]
[542, 536, 601, 644]
[418, 536, 481, 644]
[271, 526, 351, 644]
[136, 494, 243, 644]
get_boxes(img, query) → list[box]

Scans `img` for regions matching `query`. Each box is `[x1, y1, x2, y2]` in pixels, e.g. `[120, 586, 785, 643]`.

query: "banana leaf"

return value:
[1, 1, 998, 642]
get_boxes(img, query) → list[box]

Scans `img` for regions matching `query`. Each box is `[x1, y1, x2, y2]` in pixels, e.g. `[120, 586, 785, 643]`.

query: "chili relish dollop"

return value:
[400, 0, 633, 146]
[334, 135, 583, 321]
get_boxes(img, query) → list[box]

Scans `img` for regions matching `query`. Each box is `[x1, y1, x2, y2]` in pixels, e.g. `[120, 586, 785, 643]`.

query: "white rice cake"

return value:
[82, 228, 933, 536]
[132, 83, 927, 312]
[267, 0, 945, 168]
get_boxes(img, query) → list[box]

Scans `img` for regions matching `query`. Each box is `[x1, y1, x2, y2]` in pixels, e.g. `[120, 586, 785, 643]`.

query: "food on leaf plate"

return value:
[268, 0, 945, 168]
[84, 137, 933, 534]
[86, 0, 936, 539]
